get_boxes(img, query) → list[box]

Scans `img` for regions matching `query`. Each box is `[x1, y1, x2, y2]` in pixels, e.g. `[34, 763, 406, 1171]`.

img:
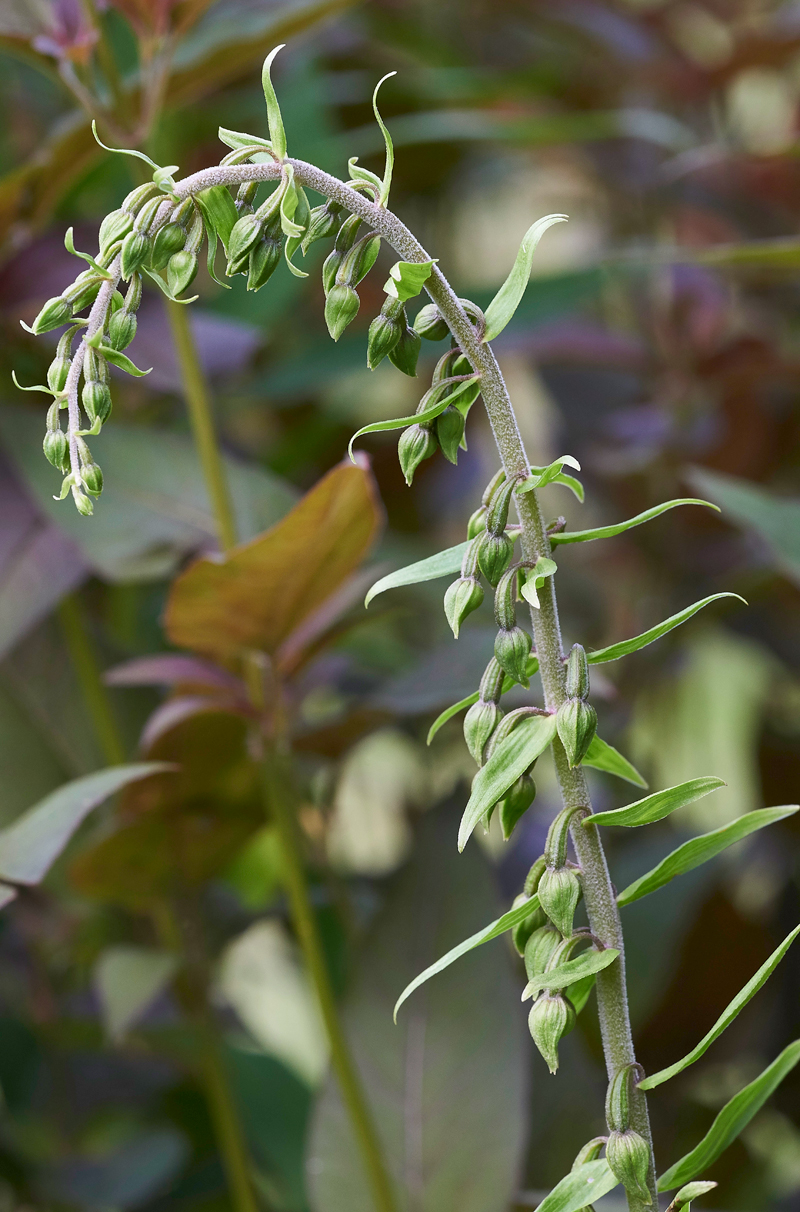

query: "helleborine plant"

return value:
[17, 45, 800, 1212]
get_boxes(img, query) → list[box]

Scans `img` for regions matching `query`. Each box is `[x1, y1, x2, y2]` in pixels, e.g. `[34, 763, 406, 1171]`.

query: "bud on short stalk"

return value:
[463, 699, 503, 764]
[367, 296, 404, 369]
[444, 576, 483, 638]
[511, 872, 548, 955]
[528, 993, 575, 1074]
[227, 213, 266, 274]
[82, 380, 112, 426]
[120, 230, 151, 280]
[606, 1132, 652, 1204]
[467, 505, 487, 539]
[494, 625, 532, 687]
[47, 327, 78, 393]
[248, 214, 283, 291]
[302, 199, 343, 252]
[107, 308, 137, 351]
[477, 531, 513, 586]
[234, 181, 258, 217]
[167, 251, 198, 296]
[325, 283, 360, 341]
[43, 403, 69, 471]
[31, 296, 72, 334]
[413, 303, 449, 341]
[398, 423, 437, 485]
[523, 924, 561, 980]
[98, 208, 134, 258]
[485, 475, 517, 536]
[150, 220, 186, 271]
[556, 698, 597, 769]
[436, 404, 465, 464]
[498, 771, 536, 839]
[388, 320, 421, 376]
[537, 866, 581, 938]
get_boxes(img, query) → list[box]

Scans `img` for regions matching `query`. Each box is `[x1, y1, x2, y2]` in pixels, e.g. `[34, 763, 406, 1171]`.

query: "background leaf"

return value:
[587, 777, 724, 828]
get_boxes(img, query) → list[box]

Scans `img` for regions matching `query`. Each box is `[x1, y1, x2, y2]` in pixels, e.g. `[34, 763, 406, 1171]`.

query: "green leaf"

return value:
[384, 258, 437, 303]
[261, 45, 287, 160]
[366, 542, 467, 606]
[0, 764, 170, 886]
[587, 594, 747, 665]
[640, 924, 800, 1091]
[552, 472, 585, 502]
[394, 893, 542, 1021]
[484, 214, 569, 341]
[535, 1160, 619, 1212]
[348, 376, 478, 460]
[551, 499, 718, 547]
[372, 72, 396, 206]
[93, 343, 152, 377]
[618, 805, 799, 907]
[517, 455, 581, 494]
[458, 715, 557, 851]
[141, 266, 199, 305]
[587, 776, 725, 828]
[195, 185, 238, 249]
[522, 948, 619, 1000]
[520, 556, 557, 609]
[582, 735, 648, 788]
[426, 657, 541, 745]
[667, 1182, 718, 1212]
[657, 1040, 800, 1191]
[284, 184, 311, 277]
[64, 227, 112, 279]
[569, 973, 596, 1016]
[11, 370, 55, 397]
[218, 127, 273, 154]
[279, 166, 304, 238]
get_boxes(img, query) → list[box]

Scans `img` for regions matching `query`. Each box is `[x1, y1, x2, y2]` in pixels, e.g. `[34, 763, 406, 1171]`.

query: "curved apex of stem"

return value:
[262, 45, 288, 160]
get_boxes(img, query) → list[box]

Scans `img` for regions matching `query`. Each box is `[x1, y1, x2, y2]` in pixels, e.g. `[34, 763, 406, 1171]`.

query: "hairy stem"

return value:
[58, 592, 126, 765]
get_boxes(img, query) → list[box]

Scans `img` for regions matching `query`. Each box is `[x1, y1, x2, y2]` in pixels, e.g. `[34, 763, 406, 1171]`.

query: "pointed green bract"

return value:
[426, 659, 543, 746]
[218, 127, 273, 154]
[551, 499, 718, 546]
[522, 948, 619, 1000]
[586, 776, 725, 828]
[262, 46, 287, 160]
[91, 343, 152, 378]
[373, 72, 396, 206]
[587, 593, 747, 665]
[483, 214, 569, 341]
[582, 735, 648, 788]
[667, 1182, 718, 1212]
[521, 556, 557, 608]
[366, 542, 468, 606]
[64, 227, 112, 279]
[618, 805, 799, 907]
[657, 1040, 800, 1191]
[534, 1160, 619, 1212]
[393, 893, 542, 1021]
[348, 376, 478, 460]
[517, 455, 581, 495]
[640, 925, 800, 1090]
[458, 714, 557, 851]
[384, 259, 437, 302]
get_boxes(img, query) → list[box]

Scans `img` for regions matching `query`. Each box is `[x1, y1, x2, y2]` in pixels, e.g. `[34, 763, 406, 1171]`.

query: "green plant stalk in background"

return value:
[58, 592, 126, 766]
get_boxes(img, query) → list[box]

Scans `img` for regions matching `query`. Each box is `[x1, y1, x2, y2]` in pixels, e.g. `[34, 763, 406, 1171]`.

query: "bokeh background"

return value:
[1, 0, 799, 1209]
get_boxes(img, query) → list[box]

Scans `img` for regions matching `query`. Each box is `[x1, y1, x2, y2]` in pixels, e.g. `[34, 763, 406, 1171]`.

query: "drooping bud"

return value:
[510, 888, 548, 956]
[467, 506, 487, 539]
[73, 488, 94, 516]
[31, 295, 72, 334]
[323, 214, 363, 292]
[436, 404, 465, 464]
[482, 469, 506, 508]
[556, 698, 597, 769]
[247, 233, 282, 291]
[499, 772, 536, 839]
[413, 303, 449, 341]
[107, 308, 137, 351]
[397, 424, 437, 485]
[81, 460, 104, 496]
[43, 429, 70, 472]
[367, 297, 404, 369]
[65, 271, 103, 314]
[150, 221, 186, 271]
[388, 321, 421, 377]
[337, 233, 381, 289]
[606, 1131, 652, 1204]
[227, 213, 265, 273]
[463, 699, 503, 764]
[523, 924, 562, 980]
[477, 531, 513, 586]
[494, 626, 532, 688]
[82, 380, 112, 426]
[606, 1063, 635, 1133]
[444, 576, 484, 638]
[98, 208, 134, 257]
[325, 283, 360, 342]
[566, 643, 591, 700]
[47, 327, 76, 392]
[493, 566, 517, 631]
[120, 181, 160, 215]
[478, 656, 505, 706]
[167, 251, 198, 297]
[485, 475, 517, 536]
[537, 865, 581, 937]
[234, 181, 258, 217]
[528, 993, 576, 1074]
[302, 199, 343, 253]
[120, 230, 151, 280]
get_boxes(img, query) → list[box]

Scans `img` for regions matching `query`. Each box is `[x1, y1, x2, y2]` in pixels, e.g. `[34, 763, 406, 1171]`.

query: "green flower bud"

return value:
[463, 699, 503, 764]
[436, 404, 466, 464]
[606, 1131, 652, 1204]
[234, 181, 258, 216]
[511, 892, 548, 956]
[325, 283, 360, 341]
[528, 993, 575, 1074]
[84, 346, 108, 384]
[367, 302, 404, 370]
[150, 221, 186, 271]
[107, 308, 137, 351]
[66, 272, 103, 314]
[47, 327, 77, 393]
[247, 236, 282, 291]
[499, 772, 536, 839]
[556, 698, 597, 768]
[566, 643, 590, 700]
[444, 576, 484, 638]
[477, 531, 513, 586]
[478, 656, 505, 705]
[524, 855, 547, 897]
[538, 865, 581, 937]
[523, 924, 562, 980]
[82, 461, 104, 496]
[31, 295, 72, 334]
[333, 212, 363, 253]
[606, 1063, 636, 1133]
[167, 250, 198, 297]
[467, 506, 487, 539]
[302, 200, 343, 252]
[322, 248, 344, 295]
[73, 489, 94, 517]
[388, 323, 421, 377]
[397, 423, 437, 486]
[494, 625, 532, 687]
[121, 181, 160, 214]
[485, 475, 517, 536]
[493, 566, 518, 630]
[413, 302, 449, 341]
[227, 213, 264, 272]
[43, 429, 69, 471]
[99, 208, 134, 256]
[82, 380, 112, 426]
[337, 234, 381, 289]
[120, 230, 151, 280]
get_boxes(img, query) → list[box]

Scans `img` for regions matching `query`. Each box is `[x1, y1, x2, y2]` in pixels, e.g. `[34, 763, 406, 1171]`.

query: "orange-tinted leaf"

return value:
[164, 458, 382, 662]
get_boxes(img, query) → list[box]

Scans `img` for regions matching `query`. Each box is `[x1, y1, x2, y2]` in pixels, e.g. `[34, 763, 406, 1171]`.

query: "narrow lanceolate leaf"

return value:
[535, 1160, 619, 1212]
[426, 658, 542, 746]
[582, 735, 648, 788]
[587, 594, 747, 665]
[550, 499, 718, 546]
[0, 764, 171, 886]
[348, 377, 478, 460]
[642, 925, 800, 1089]
[522, 948, 619, 1000]
[262, 45, 287, 160]
[384, 258, 437, 302]
[657, 1040, 800, 1192]
[587, 777, 725, 828]
[459, 715, 557, 851]
[366, 542, 467, 607]
[484, 214, 569, 341]
[618, 806, 799, 908]
[393, 893, 542, 1021]
[373, 72, 396, 206]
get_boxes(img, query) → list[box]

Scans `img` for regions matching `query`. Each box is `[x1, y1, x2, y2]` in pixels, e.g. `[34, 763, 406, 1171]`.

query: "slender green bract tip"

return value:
[262, 45, 288, 160]
[372, 71, 397, 206]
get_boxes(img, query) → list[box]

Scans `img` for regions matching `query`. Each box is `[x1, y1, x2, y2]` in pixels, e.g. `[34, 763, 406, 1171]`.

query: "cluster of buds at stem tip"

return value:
[605, 1065, 652, 1204]
[537, 806, 583, 937]
[556, 643, 597, 768]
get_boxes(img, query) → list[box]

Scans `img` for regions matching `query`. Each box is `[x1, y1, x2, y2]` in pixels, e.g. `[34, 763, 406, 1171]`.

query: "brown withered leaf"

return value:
[164, 457, 383, 663]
